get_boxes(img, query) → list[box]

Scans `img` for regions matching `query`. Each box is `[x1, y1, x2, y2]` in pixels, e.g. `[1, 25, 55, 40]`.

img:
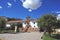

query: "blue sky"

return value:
[0, 0, 60, 20]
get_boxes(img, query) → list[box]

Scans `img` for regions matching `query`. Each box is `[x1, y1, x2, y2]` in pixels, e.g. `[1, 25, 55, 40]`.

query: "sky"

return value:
[0, 0, 60, 20]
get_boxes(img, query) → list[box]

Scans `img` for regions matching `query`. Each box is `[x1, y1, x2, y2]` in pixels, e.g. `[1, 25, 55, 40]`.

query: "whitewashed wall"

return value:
[6, 24, 11, 27]
[34, 22, 38, 28]
[22, 21, 38, 28]
[30, 21, 34, 28]
[22, 23, 26, 28]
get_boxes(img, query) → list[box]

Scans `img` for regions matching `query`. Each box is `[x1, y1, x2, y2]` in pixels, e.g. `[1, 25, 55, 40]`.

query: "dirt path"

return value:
[0, 32, 44, 40]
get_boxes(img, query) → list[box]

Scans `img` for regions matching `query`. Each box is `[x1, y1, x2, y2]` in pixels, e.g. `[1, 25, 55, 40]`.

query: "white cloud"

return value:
[56, 11, 60, 13]
[28, 9, 32, 12]
[0, 6, 2, 9]
[7, 2, 12, 7]
[21, 0, 42, 12]
[20, 0, 25, 2]
[58, 14, 60, 17]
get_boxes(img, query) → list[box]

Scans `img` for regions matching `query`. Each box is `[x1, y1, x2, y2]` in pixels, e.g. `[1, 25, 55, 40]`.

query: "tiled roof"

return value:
[7, 19, 37, 23]
[7, 20, 24, 23]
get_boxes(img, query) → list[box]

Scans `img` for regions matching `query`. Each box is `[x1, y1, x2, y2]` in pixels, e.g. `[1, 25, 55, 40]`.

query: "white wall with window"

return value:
[22, 21, 38, 28]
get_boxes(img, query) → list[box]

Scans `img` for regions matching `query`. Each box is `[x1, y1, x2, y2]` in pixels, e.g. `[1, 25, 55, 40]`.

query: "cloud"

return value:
[0, 6, 2, 9]
[7, 2, 12, 7]
[21, 0, 24, 2]
[21, 0, 42, 12]
[57, 14, 60, 17]
[28, 9, 32, 12]
[56, 11, 60, 13]
[20, 0, 25, 2]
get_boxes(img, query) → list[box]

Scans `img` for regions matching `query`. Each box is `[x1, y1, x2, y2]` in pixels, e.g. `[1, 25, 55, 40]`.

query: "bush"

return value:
[43, 33, 57, 40]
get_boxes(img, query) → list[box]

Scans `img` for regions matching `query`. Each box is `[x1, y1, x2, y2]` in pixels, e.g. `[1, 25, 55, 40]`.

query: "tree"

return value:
[56, 20, 60, 28]
[26, 16, 31, 27]
[0, 16, 7, 30]
[38, 14, 57, 35]
[26, 16, 31, 32]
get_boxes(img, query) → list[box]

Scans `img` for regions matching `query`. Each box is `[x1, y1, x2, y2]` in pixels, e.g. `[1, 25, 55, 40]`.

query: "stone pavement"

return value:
[0, 32, 44, 40]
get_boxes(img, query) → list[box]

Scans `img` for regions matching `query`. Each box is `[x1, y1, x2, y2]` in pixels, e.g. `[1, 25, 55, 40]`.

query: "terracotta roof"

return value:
[7, 20, 24, 23]
[7, 19, 37, 23]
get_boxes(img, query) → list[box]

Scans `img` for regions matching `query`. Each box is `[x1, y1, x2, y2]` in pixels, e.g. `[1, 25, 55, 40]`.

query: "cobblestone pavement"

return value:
[0, 32, 44, 40]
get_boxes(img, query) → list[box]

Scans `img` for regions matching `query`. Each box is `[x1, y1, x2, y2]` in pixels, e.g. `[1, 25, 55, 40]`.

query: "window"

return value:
[34, 22, 35, 24]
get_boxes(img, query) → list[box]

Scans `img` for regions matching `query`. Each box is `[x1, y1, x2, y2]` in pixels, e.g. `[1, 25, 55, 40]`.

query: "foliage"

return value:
[0, 17, 6, 28]
[26, 16, 31, 28]
[16, 22, 22, 28]
[37, 14, 57, 33]
[0, 30, 14, 33]
[11, 22, 22, 29]
[43, 33, 57, 40]
[56, 20, 60, 28]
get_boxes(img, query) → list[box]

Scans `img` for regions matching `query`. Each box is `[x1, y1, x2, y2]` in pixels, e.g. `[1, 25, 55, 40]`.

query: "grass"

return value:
[0, 30, 14, 33]
[43, 33, 58, 40]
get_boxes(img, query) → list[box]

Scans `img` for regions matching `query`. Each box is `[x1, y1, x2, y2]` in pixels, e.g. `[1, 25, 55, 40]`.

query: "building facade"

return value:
[22, 19, 39, 32]
[6, 17, 39, 32]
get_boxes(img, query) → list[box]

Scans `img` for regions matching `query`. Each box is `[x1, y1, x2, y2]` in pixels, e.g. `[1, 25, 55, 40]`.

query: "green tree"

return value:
[38, 14, 57, 35]
[0, 17, 7, 30]
[56, 20, 60, 28]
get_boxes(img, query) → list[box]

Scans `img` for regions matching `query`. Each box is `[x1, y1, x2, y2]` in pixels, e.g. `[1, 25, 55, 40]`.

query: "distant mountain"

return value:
[0, 16, 23, 21]
[7, 17, 22, 21]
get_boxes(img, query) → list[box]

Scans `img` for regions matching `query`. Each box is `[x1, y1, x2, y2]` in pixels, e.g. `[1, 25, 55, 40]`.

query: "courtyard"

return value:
[0, 32, 44, 40]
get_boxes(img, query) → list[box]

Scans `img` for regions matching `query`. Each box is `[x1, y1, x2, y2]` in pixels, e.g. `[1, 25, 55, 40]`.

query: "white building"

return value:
[22, 19, 39, 32]
[6, 18, 39, 32]
[22, 19, 38, 28]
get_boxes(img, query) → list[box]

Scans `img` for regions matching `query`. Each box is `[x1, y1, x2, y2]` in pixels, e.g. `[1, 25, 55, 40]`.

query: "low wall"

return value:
[31, 28, 39, 32]
[18, 27, 39, 32]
